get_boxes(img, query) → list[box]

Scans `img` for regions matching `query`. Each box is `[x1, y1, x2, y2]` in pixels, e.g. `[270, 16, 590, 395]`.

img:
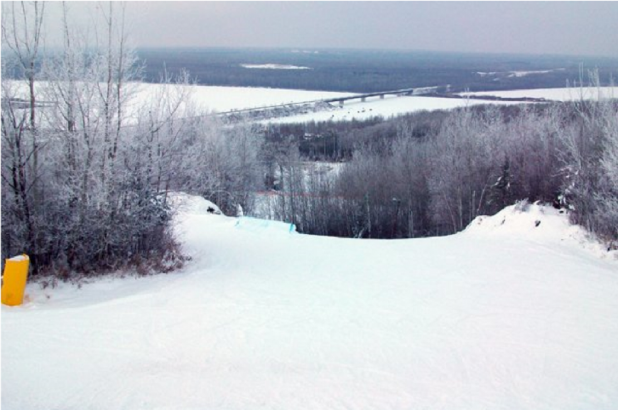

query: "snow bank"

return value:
[465, 201, 617, 260]
[466, 201, 575, 239]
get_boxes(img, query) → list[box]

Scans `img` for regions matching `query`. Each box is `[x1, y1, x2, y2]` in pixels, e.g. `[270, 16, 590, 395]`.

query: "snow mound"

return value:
[465, 201, 616, 259]
[168, 192, 223, 216]
[465, 202, 572, 238]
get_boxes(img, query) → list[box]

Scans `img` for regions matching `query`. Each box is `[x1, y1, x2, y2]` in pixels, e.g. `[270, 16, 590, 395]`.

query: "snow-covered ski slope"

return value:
[3, 196, 618, 410]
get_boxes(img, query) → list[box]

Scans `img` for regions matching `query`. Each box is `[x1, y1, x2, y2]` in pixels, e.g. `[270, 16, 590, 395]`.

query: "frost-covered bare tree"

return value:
[427, 106, 505, 233]
[326, 118, 434, 238]
[557, 73, 618, 243]
[597, 107, 618, 243]
[556, 73, 616, 238]
[1, 1, 46, 269]
[498, 104, 562, 206]
[34, 2, 148, 272]
[222, 122, 264, 215]
[265, 136, 302, 224]
[1, 80, 38, 265]
[175, 112, 264, 216]
[253, 98, 615, 244]
[389, 121, 432, 237]
[1, 1, 44, 130]
[1, 2, 196, 275]
[335, 145, 405, 238]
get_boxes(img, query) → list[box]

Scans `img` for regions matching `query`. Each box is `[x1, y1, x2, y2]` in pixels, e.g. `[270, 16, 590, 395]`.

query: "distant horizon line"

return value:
[130, 46, 618, 61]
[10, 44, 615, 62]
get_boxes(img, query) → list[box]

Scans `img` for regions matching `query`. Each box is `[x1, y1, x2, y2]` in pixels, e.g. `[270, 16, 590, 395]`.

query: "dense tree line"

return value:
[260, 90, 617, 246]
[137, 48, 618, 93]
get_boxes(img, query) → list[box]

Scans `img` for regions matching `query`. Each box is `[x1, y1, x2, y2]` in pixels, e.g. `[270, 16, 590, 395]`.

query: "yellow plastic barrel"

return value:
[1, 254, 30, 306]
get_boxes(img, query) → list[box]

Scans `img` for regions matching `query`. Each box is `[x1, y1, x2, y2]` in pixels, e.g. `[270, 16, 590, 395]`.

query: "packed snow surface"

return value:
[3, 197, 618, 410]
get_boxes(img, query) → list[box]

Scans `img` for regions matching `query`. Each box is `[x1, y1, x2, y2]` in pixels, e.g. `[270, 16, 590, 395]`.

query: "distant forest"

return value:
[137, 47, 618, 93]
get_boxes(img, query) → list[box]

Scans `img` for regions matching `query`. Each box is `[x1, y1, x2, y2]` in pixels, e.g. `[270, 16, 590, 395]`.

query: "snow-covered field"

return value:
[132, 83, 513, 123]
[476, 69, 565, 78]
[240, 63, 312, 70]
[5, 80, 356, 119]
[140, 84, 617, 123]
[462, 86, 618, 102]
[134, 83, 354, 113]
[261, 94, 516, 124]
[3, 196, 618, 410]
[9, 80, 616, 124]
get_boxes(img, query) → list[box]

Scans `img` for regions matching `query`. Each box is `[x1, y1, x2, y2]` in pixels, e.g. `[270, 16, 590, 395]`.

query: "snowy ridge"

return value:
[465, 201, 617, 260]
[465, 201, 576, 240]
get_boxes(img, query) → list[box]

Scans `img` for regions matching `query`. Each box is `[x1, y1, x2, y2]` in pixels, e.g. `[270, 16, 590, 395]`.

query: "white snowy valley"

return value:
[2, 195, 618, 410]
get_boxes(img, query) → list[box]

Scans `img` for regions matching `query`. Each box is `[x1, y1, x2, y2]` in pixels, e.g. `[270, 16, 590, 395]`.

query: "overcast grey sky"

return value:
[41, 1, 618, 57]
